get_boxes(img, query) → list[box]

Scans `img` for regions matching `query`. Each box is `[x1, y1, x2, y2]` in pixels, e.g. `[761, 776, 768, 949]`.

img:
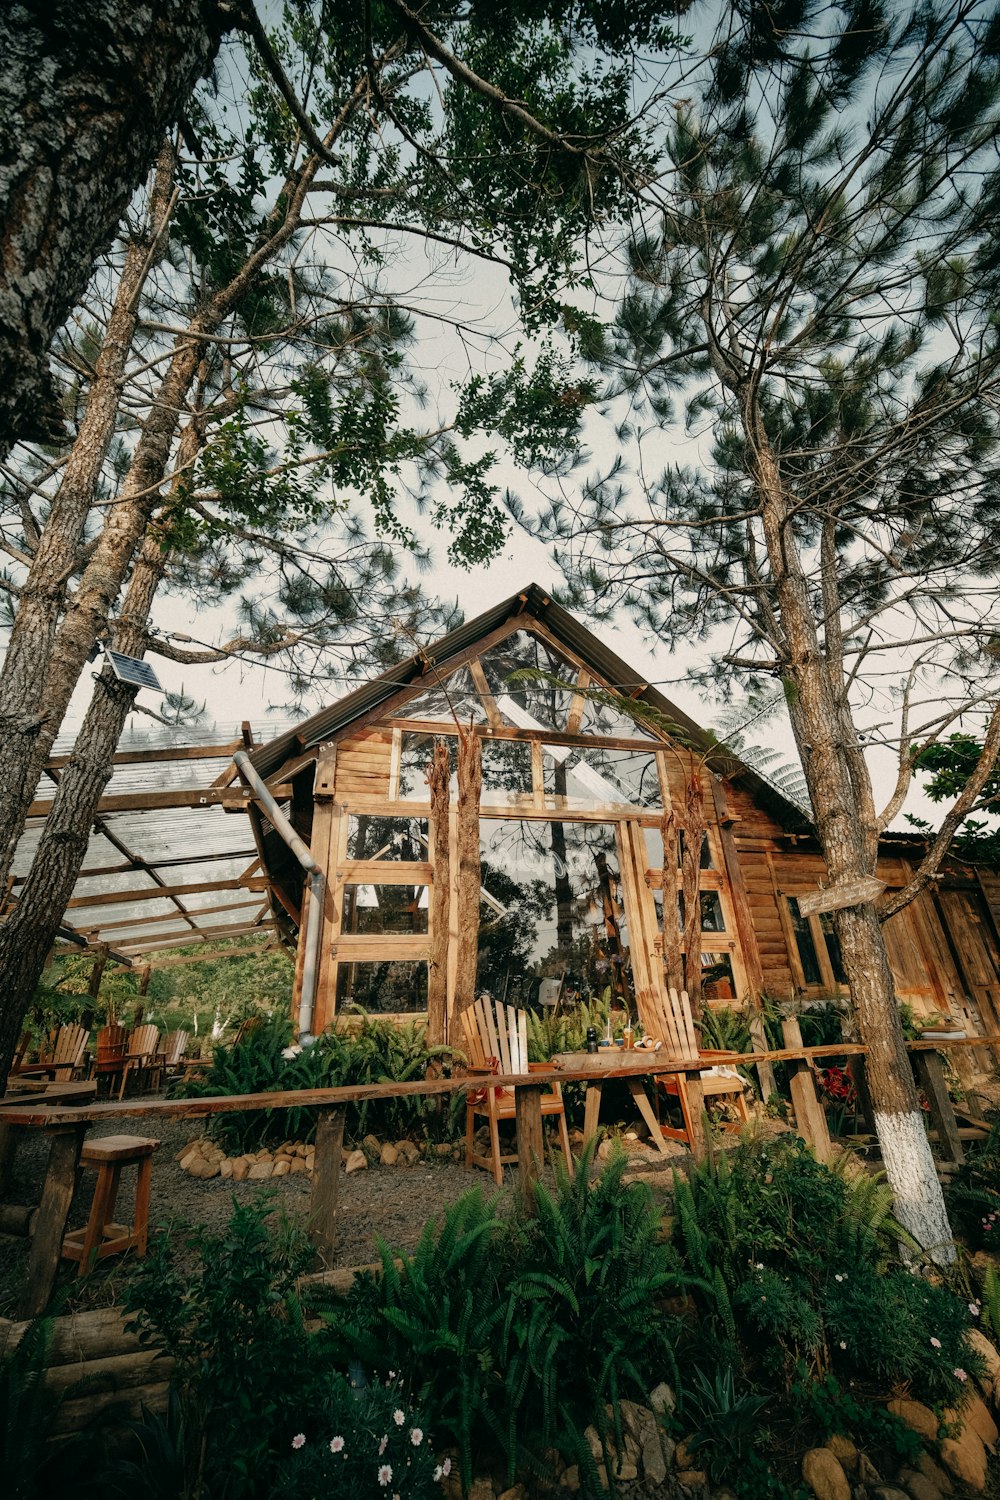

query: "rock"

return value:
[271, 1159, 290, 1177]
[888, 1398, 939, 1443]
[289, 1157, 306, 1174]
[345, 1149, 368, 1174]
[596, 1138, 614, 1161]
[873, 1488, 909, 1500]
[380, 1143, 399, 1167]
[642, 1426, 668, 1485]
[362, 1134, 381, 1155]
[304, 1157, 313, 1171]
[441, 1473, 462, 1500]
[219, 1158, 233, 1179]
[468, 1478, 494, 1500]
[897, 1472, 945, 1500]
[435, 1142, 453, 1157]
[824, 1435, 857, 1473]
[230, 1157, 250, 1181]
[559, 1467, 579, 1491]
[248, 1161, 273, 1180]
[676, 1469, 708, 1490]
[659, 1432, 677, 1470]
[857, 1454, 882, 1486]
[946, 1393, 998, 1451]
[712, 1491, 738, 1500]
[396, 1139, 421, 1165]
[497, 1486, 525, 1500]
[916, 1452, 953, 1493]
[584, 1426, 604, 1463]
[616, 1463, 638, 1482]
[939, 1427, 988, 1492]
[802, 1446, 851, 1500]
[966, 1328, 1000, 1397]
[649, 1380, 676, 1416]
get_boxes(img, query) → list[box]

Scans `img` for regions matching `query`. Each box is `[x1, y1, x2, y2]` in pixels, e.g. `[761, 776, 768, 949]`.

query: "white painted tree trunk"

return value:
[875, 1110, 956, 1265]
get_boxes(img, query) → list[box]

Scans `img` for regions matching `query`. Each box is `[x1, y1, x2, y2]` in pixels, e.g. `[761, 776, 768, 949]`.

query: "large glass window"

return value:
[480, 632, 579, 730]
[785, 896, 850, 987]
[478, 820, 631, 1008]
[395, 665, 486, 724]
[341, 884, 428, 935]
[398, 733, 533, 803]
[336, 960, 427, 1013]
[346, 815, 427, 860]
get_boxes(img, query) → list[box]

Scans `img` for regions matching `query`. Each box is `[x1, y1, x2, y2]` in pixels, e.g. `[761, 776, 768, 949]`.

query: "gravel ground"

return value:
[0, 1101, 687, 1318]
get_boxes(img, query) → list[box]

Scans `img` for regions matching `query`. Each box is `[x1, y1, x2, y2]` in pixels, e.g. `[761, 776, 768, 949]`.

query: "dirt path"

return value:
[0, 1106, 685, 1317]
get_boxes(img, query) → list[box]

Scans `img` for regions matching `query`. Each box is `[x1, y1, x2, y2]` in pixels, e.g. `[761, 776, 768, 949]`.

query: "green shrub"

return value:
[272, 1377, 442, 1500]
[789, 1370, 921, 1463]
[945, 1119, 1000, 1250]
[671, 1133, 981, 1406]
[171, 1014, 459, 1152]
[124, 1197, 330, 1500]
[331, 1148, 688, 1496]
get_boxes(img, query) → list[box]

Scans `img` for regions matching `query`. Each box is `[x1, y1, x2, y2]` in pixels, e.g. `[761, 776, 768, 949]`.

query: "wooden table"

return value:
[551, 1048, 702, 1157]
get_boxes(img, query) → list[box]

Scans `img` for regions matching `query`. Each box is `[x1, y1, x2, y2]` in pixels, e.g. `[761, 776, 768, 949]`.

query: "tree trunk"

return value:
[0, 0, 223, 458]
[740, 397, 956, 1264]
[425, 739, 451, 1047]
[0, 141, 177, 885]
[681, 767, 705, 1020]
[660, 807, 684, 996]
[453, 726, 482, 1024]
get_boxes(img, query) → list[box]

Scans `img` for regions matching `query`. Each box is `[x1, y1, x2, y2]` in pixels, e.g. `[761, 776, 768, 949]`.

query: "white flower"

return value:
[393, 1409, 406, 1427]
[379, 1465, 393, 1486]
[442, 1458, 452, 1476]
[379, 1435, 388, 1456]
[330, 1436, 345, 1454]
[954, 1368, 968, 1382]
[930, 1337, 942, 1349]
[834, 1274, 844, 1282]
[839, 1341, 847, 1350]
[755, 1263, 764, 1271]
[411, 1428, 424, 1446]
[434, 1466, 443, 1482]
[291, 1433, 305, 1450]
[970, 1302, 981, 1317]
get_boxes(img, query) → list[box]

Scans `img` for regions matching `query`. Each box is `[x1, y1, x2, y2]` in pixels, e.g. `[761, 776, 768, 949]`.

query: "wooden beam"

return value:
[143, 941, 282, 971]
[782, 1017, 832, 1163]
[117, 919, 276, 956]
[44, 740, 243, 770]
[309, 1108, 344, 1268]
[28, 785, 290, 817]
[64, 877, 268, 911]
[385, 718, 660, 753]
[78, 897, 268, 937]
[514, 1082, 545, 1213]
[18, 1122, 88, 1319]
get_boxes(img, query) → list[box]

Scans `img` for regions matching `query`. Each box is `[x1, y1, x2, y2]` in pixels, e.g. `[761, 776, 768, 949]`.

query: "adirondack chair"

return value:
[118, 1024, 161, 1099]
[16, 1025, 89, 1082]
[643, 987, 750, 1146]
[91, 1024, 128, 1094]
[160, 1029, 190, 1077]
[462, 995, 573, 1186]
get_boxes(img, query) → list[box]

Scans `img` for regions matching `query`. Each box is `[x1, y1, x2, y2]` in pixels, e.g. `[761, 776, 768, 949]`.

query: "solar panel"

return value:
[104, 649, 163, 692]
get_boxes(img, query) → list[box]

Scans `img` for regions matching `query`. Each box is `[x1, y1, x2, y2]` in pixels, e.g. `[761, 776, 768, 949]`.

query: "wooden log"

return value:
[18, 1121, 87, 1319]
[426, 738, 450, 1047]
[44, 1346, 174, 1395]
[515, 1082, 546, 1214]
[913, 1050, 964, 1166]
[54, 1380, 170, 1434]
[0, 1202, 36, 1236]
[782, 1018, 832, 1164]
[453, 726, 482, 1024]
[309, 1107, 344, 1269]
[683, 1072, 706, 1163]
[0, 1305, 149, 1363]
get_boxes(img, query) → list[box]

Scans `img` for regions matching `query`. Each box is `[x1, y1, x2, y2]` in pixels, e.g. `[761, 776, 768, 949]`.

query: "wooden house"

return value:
[242, 585, 1000, 1067]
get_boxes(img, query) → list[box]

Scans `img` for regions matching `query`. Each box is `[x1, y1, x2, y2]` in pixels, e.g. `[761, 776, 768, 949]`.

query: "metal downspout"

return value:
[233, 750, 324, 1043]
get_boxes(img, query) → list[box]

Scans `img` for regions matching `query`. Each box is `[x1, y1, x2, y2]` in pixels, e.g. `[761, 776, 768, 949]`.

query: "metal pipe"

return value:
[233, 750, 324, 1042]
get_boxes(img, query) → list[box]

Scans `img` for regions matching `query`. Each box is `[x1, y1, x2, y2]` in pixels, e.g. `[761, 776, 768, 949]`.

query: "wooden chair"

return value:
[16, 1025, 89, 1082]
[118, 1024, 161, 1099]
[91, 1023, 128, 1094]
[160, 1029, 190, 1077]
[643, 987, 750, 1147]
[462, 996, 573, 1186]
[231, 1016, 264, 1048]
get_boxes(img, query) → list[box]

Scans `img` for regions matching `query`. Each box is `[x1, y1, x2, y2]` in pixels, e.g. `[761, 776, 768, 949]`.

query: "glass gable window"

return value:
[396, 665, 486, 725]
[398, 733, 533, 803]
[481, 632, 578, 730]
[577, 695, 656, 741]
[542, 744, 660, 809]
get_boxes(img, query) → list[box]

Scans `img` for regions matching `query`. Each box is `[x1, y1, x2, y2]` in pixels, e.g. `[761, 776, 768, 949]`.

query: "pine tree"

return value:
[543, 0, 1000, 1261]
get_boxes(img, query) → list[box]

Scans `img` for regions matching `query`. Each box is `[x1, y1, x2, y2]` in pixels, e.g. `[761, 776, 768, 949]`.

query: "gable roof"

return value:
[248, 582, 811, 830]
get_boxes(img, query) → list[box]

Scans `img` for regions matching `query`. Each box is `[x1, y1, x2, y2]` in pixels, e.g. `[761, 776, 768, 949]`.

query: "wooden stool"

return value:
[62, 1135, 159, 1275]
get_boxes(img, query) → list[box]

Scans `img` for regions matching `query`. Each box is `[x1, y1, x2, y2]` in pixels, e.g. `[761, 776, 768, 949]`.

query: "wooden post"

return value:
[515, 1082, 546, 1214]
[846, 1055, 876, 1135]
[18, 1121, 88, 1319]
[309, 1108, 344, 1268]
[748, 1014, 776, 1102]
[782, 1018, 832, 1164]
[913, 1050, 964, 1166]
[0, 1121, 15, 1195]
[683, 1071, 707, 1163]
